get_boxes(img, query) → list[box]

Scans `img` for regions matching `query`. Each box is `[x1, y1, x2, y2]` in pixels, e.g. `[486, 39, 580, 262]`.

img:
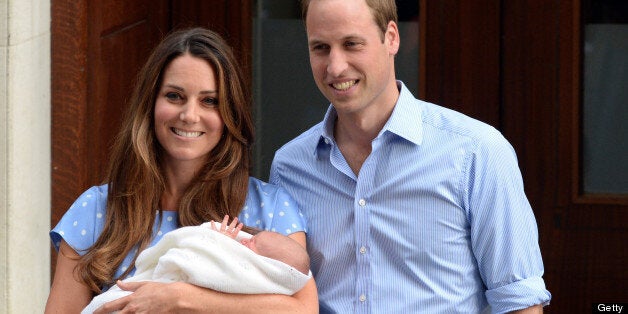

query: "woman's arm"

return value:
[94, 231, 318, 314]
[45, 241, 93, 313]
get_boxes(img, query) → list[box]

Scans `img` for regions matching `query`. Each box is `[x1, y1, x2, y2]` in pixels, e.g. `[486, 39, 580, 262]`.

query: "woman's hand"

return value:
[93, 281, 187, 314]
[96, 279, 318, 314]
[93, 230, 318, 314]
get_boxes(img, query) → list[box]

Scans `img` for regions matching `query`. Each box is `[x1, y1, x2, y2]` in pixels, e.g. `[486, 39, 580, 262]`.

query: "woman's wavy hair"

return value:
[75, 27, 254, 292]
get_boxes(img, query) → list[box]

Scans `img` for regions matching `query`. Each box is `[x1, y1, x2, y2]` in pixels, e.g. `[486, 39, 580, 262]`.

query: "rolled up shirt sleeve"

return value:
[486, 276, 551, 313]
[464, 131, 552, 313]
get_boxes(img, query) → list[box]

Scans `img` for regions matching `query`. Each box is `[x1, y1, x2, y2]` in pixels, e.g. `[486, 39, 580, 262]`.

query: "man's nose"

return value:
[326, 48, 348, 77]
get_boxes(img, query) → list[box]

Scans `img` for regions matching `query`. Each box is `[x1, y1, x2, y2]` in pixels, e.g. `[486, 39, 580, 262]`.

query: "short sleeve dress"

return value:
[50, 177, 306, 290]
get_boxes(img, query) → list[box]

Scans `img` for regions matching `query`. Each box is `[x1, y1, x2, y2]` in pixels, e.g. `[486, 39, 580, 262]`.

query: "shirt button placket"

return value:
[355, 197, 369, 312]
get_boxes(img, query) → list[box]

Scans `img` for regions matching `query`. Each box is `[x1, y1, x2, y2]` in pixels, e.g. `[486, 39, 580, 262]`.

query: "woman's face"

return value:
[154, 53, 224, 169]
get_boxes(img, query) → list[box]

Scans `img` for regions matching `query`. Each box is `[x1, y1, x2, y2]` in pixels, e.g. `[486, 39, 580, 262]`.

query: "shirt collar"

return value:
[315, 80, 424, 155]
[312, 106, 337, 155]
[381, 81, 423, 145]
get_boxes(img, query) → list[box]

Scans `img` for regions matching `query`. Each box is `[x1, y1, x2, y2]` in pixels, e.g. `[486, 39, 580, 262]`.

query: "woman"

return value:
[45, 28, 317, 313]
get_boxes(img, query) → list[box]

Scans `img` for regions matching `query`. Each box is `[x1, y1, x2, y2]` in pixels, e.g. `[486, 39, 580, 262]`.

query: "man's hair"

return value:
[300, 0, 398, 40]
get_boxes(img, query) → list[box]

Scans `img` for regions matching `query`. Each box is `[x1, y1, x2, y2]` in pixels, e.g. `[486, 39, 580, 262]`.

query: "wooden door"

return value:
[52, 0, 168, 236]
[52, 1, 627, 311]
[502, 1, 628, 311]
[422, 0, 628, 312]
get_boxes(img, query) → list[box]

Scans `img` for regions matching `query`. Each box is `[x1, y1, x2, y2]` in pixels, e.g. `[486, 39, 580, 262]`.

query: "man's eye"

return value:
[312, 44, 329, 51]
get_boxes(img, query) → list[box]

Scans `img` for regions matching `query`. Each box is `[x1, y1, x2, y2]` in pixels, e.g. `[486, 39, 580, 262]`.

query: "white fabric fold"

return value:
[82, 222, 310, 314]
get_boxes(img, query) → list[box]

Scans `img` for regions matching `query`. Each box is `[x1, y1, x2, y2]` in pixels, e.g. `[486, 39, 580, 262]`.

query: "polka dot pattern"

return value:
[49, 177, 307, 291]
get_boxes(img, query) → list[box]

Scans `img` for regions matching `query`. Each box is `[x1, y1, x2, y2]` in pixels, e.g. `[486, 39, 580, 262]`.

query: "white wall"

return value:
[0, 0, 51, 312]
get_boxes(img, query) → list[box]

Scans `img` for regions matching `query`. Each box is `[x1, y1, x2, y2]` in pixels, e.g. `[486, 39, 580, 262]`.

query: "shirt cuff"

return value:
[486, 276, 552, 314]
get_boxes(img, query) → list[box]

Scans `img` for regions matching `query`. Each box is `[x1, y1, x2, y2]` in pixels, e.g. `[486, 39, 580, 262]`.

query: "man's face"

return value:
[305, 0, 399, 116]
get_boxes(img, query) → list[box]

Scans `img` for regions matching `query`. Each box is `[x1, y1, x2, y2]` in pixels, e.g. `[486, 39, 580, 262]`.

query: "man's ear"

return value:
[386, 21, 400, 55]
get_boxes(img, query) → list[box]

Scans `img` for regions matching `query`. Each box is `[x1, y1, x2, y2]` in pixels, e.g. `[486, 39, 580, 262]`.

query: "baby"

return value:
[211, 215, 310, 276]
[82, 216, 311, 314]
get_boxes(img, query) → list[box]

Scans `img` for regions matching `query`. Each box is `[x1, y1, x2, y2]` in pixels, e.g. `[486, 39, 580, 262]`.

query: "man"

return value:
[270, 0, 551, 313]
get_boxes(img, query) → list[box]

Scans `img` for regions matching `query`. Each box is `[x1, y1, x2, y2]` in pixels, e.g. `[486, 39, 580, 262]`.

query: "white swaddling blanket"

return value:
[82, 222, 311, 314]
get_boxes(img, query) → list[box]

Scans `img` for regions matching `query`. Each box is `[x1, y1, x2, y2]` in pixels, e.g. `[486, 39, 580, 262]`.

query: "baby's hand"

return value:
[210, 215, 243, 239]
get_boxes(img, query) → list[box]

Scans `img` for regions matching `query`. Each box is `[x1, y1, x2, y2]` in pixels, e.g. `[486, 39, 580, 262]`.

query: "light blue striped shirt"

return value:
[270, 81, 551, 313]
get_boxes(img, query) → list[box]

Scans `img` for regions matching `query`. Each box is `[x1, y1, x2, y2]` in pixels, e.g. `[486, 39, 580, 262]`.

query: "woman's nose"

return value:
[179, 101, 200, 123]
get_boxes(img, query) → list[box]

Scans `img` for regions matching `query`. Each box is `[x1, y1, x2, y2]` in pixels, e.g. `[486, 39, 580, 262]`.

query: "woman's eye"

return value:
[165, 92, 182, 101]
[203, 97, 218, 106]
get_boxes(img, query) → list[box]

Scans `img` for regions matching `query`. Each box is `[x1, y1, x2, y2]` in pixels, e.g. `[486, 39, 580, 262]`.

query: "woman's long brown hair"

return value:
[75, 28, 254, 292]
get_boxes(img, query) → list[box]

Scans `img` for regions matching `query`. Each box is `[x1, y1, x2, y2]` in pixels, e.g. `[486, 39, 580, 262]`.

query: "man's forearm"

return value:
[510, 304, 543, 314]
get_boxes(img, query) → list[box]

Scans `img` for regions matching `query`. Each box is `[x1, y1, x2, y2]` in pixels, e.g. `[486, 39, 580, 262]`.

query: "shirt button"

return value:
[359, 246, 367, 254]
[324, 138, 330, 144]
[358, 199, 366, 207]
[359, 294, 367, 302]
